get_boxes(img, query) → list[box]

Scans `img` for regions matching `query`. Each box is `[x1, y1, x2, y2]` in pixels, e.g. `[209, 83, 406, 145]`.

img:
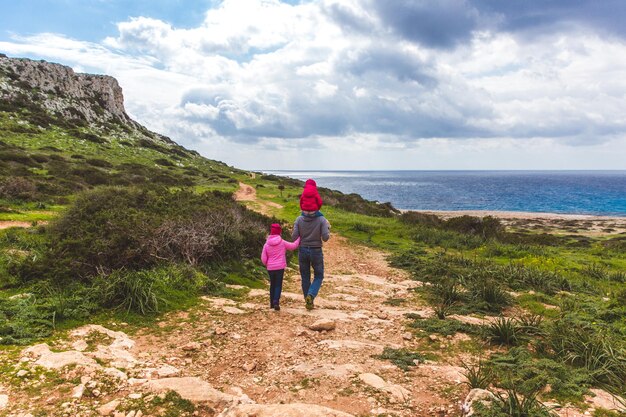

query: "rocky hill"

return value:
[0, 54, 246, 203]
[0, 53, 135, 127]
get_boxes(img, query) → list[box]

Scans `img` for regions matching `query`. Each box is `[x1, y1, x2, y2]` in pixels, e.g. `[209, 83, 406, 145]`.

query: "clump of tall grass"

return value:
[462, 359, 493, 389]
[546, 318, 626, 394]
[487, 317, 520, 346]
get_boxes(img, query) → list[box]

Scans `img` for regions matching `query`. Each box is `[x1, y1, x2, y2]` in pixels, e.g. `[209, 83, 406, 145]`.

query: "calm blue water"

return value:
[266, 171, 626, 216]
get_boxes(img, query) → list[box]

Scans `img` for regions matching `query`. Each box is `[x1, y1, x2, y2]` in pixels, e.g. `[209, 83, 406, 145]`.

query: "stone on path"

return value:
[586, 389, 626, 412]
[218, 403, 354, 417]
[222, 306, 247, 315]
[98, 399, 120, 416]
[309, 318, 336, 331]
[182, 342, 201, 351]
[156, 364, 180, 378]
[461, 389, 496, 417]
[71, 384, 85, 399]
[358, 373, 411, 403]
[0, 394, 8, 410]
[358, 373, 386, 389]
[26, 344, 99, 370]
[144, 377, 234, 406]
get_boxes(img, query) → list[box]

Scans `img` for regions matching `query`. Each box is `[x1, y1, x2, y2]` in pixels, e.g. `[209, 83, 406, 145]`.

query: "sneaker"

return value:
[273, 304, 280, 311]
[305, 295, 314, 310]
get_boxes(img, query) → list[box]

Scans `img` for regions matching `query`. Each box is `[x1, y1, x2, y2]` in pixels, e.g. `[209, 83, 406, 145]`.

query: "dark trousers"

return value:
[299, 247, 324, 298]
[268, 269, 285, 307]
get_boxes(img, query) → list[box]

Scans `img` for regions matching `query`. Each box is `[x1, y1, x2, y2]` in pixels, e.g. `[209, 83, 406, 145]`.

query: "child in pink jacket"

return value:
[261, 223, 300, 310]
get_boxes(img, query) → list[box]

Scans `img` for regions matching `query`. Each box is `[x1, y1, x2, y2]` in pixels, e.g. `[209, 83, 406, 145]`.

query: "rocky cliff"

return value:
[0, 53, 172, 142]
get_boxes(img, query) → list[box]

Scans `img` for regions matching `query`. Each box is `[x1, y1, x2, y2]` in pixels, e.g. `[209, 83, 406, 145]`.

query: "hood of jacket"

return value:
[266, 234, 283, 246]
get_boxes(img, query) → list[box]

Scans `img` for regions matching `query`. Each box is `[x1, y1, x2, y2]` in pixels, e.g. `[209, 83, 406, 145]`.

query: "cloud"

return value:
[369, 0, 481, 49]
[2, 0, 626, 169]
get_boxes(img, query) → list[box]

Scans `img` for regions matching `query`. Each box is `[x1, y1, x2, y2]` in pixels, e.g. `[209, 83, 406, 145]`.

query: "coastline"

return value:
[405, 209, 626, 221]
[403, 209, 626, 235]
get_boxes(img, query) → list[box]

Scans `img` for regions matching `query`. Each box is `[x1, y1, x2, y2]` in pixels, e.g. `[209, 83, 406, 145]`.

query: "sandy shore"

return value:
[409, 209, 625, 221]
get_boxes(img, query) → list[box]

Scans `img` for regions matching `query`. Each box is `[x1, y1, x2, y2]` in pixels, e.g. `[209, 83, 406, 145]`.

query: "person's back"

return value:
[292, 215, 330, 247]
[292, 213, 330, 310]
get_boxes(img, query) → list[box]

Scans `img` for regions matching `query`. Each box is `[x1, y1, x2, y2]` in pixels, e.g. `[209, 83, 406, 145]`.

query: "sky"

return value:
[1, 0, 626, 170]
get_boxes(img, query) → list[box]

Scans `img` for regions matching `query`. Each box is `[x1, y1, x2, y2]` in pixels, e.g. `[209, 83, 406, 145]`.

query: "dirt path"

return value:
[0, 221, 37, 230]
[235, 182, 283, 216]
[128, 235, 463, 416]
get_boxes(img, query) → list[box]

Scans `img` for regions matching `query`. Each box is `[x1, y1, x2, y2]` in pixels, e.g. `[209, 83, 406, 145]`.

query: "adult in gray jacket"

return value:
[292, 213, 330, 310]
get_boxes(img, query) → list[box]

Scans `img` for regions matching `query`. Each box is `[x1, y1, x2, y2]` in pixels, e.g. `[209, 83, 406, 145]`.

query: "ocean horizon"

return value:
[264, 170, 626, 217]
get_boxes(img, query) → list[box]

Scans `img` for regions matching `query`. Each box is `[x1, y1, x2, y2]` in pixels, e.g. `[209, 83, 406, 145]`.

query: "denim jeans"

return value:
[268, 269, 284, 307]
[299, 247, 324, 298]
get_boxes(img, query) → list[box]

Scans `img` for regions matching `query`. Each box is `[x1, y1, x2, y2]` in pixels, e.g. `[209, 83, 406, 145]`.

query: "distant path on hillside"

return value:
[235, 182, 283, 216]
[0, 220, 48, 230]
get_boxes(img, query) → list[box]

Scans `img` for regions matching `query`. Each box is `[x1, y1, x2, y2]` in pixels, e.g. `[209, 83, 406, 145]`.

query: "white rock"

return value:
[309, 319, 336, 332]
[128, 393, 142, 399]
[156, 364, 180, 378]
[98, 399, 120, 416]
[586, 389, 626, 412]
[103, 367, 128, 381]
[144, 377, 234, 406]
[462, 388, 496, 417]
[358, 373, 387, 389]
[0, 394, 8, 410]
[218, 403, 354, 416]
[181, 342, 201, 351]
[16, 369, 28, 377]
[127, 378, 148, 386]
[71, 384, 85, 399]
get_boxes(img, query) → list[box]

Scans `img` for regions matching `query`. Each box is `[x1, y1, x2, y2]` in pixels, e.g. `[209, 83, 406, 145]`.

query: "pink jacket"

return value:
[261, 235, 300, 271]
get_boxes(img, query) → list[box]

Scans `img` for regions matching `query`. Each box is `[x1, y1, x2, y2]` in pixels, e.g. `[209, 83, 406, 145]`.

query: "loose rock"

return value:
[309, 319, 336, 332]
[98, 399, 120, 416]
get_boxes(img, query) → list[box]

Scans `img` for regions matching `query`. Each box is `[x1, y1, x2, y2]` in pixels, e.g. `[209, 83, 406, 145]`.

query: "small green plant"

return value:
[462, 359, 493, 389]
[491, 386, 556, 417]
[95, 269, 162, 314]
[375, 347, 427, 371]
[487, 317, 520, 346]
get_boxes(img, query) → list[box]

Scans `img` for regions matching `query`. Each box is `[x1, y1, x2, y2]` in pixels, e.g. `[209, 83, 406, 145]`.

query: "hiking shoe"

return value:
[305, 295, 314, 310]
[273, 304, 280, 311]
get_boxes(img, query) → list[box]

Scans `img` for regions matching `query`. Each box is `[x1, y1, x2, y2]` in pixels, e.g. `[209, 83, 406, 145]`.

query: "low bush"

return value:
[487, 317, 520, 346]
[400, 211, 443, 227]
[21, 187, 271, 283]
[444, 215, 504, 239]
[0, 177, 37, 200]
[375, 347, 427, 371]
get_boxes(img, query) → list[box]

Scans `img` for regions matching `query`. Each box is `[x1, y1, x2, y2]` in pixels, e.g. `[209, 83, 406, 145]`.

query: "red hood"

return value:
[266, 235, 283, 246]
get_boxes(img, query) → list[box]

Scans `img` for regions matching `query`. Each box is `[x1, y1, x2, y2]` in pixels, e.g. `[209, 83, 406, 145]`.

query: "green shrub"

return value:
[0, 177, 37, 200]
[469, 280, 511, 312]
[0, 295, 53, 345]
[95, 269, 160, 314]
[444, 215, 504, 239]
[462, 360, 493, 389]
[21, 187, 271, 282]
[409, 316, 481, 336]
[375, 347, 426, 371]
[85, 158, 113, 168]
[400, 211, 443, 227]
[487, 317, 520, 346]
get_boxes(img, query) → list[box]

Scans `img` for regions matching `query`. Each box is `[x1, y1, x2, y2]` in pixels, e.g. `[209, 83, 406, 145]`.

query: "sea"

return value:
[264, 171, 626, 217]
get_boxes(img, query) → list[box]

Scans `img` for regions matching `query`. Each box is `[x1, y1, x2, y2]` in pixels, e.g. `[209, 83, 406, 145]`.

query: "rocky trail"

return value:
[1, 184, 623, 417]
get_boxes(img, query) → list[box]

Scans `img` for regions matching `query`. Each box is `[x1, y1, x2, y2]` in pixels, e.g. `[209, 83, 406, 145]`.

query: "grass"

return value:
[375, 347, 429, 371]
